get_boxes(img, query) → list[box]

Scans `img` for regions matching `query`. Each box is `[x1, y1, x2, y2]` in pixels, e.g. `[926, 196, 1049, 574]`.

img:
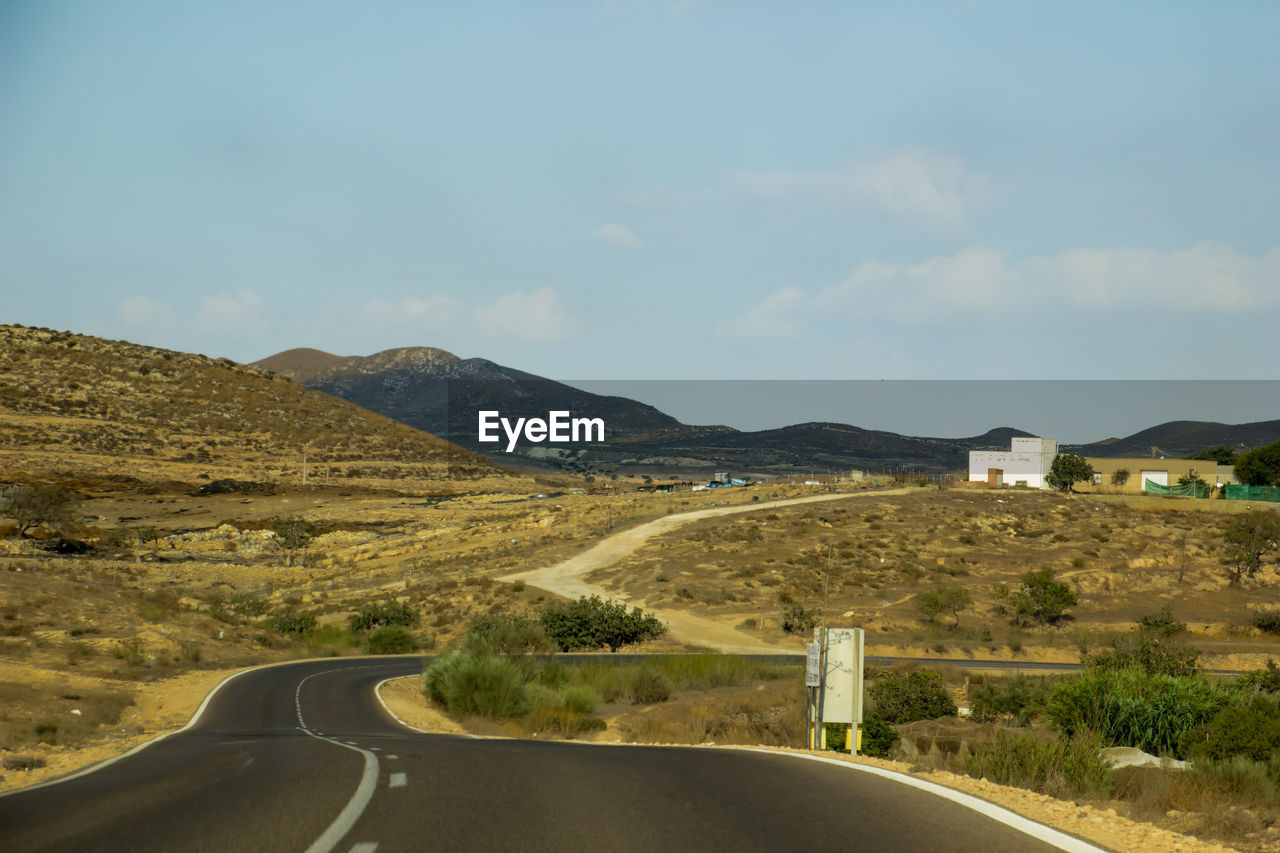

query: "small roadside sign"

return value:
[805, 642, 821, 687]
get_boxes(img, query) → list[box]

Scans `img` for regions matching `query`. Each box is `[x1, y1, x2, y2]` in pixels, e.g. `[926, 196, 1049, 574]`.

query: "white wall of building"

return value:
[969, 437, 1058, 489]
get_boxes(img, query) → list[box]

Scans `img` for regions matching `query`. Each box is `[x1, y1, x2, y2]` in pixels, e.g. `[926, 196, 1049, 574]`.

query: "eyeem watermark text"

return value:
[477, 410, 605, 452]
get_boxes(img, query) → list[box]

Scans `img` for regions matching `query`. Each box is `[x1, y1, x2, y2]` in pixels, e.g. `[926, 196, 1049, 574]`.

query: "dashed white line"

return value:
[386, 755, 399, 760]
[348, 843, 378, 853]
[389, 772, 407, 788]
[295, 671, 382, 853]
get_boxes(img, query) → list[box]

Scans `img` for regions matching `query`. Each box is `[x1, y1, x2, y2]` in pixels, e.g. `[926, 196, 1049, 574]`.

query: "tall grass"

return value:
[966, 731, 1114, 800]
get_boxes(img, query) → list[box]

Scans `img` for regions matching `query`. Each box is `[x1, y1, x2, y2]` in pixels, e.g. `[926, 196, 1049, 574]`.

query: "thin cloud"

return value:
[720, 242, 1280, 336]
[590, 223, 643, 249]
[730, 146, 992, 230]
[473, 287, 577, 342]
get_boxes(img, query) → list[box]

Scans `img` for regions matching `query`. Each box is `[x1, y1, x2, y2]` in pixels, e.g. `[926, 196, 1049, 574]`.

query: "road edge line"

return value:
[726, 747, 1107, 853]
[374, 676, 431, 734]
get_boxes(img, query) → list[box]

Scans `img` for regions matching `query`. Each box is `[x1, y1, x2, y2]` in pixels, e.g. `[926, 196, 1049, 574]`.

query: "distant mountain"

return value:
[252, 347, 732, 447]
[1065, 419, 1280, 459]
[254, 347, 1279, 476]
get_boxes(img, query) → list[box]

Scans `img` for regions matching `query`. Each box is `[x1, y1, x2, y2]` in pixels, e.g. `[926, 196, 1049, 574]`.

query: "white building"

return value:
[969, 437, 1058, 490]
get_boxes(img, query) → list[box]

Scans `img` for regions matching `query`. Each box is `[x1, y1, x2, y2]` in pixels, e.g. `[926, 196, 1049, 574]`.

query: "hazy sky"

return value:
[3, 2, 1277, 432]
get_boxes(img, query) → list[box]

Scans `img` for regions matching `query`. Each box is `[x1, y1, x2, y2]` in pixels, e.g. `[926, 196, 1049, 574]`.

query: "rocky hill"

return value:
[1065, 419, 1280, 459]
[0, 326, 512, 489]
[252, 347, 732, 446]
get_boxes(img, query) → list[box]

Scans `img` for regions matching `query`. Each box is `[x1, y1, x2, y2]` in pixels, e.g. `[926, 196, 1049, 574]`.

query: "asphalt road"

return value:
[0, 657, 1098, 853]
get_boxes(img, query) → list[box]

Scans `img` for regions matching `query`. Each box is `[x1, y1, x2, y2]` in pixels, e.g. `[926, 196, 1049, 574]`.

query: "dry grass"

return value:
[587, 489, 1280, 666]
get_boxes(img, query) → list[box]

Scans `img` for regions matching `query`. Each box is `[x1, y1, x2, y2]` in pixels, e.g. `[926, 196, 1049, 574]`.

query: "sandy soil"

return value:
[503, 487, 913, 653]
[377, 675, 469, 736]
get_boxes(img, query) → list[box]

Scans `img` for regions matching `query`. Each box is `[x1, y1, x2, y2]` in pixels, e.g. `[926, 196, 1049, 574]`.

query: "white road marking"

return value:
[295, 671, 382, 853]
[386, 755, 399, 760]
[370, 747, 381, 751]
[389, 772, 407, 788]
[348, 844, 378, 853]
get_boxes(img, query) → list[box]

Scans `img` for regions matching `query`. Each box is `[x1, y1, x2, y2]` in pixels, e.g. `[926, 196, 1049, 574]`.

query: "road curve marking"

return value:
[388, 773, 407, 788]
[295, 671, 383, 853]
[726, 748, 1106, 853]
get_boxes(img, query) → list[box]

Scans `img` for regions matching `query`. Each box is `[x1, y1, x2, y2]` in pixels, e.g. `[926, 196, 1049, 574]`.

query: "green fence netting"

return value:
[1222, 484, 1280, 502]
[1145, 480, 1211, 498]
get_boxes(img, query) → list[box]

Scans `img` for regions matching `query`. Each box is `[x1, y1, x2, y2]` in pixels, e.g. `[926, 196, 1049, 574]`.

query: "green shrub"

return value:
[269, 610, 318, 634]
[1047, 668, 1228, 757]
[868, 670, 957, 724]
[350, 600, 420, 632]
[966, 731, 1114, 800]
[463, 611, 553, 656]
[366, 625, 420, 655]
[1136, 606, 1189, 637]
[970, 675, 1056, 725]
[780, 603, 818, 635]
[630, 669, 672, 705]
[425, 651, 530, 718]
[994, 567, 1077, 626]
[1084, 630, 1200, 677]
[1235, 659, 1280, 694]
[540, 595, 666, 652]
[859, 715, 899, 758]
[1180, 693, 1280, 763]
[1253, 610, 1280, 636]
[558, 685, 598, 715]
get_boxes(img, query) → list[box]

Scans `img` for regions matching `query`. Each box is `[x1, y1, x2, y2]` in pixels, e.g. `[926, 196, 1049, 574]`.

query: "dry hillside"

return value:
[0, 325, 508, 488]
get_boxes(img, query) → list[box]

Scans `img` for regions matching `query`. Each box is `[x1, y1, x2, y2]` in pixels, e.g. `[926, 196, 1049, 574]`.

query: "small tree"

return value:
[1177, 469, 1207, 487]
[916, 586, 972, 628]
[1, 485, 80, 536]
[1188, 445, 1237, 466]
[996, 567, 1077, 626]
[271, 516, 314, 567]
[1234, 440, 1280, 487]
[1110, 468, 1130, 489]
[1045, 454, 1093, 493]
[1222, 510, 1280, 585]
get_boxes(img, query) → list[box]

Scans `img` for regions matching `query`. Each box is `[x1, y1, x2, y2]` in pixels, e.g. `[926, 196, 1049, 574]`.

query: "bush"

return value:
[1136, 605, 1188, 637]
[463, 611, 554, 657]
[1083, 630, 1200, 677]
[350, 600, 420, 633]
[366, 624, 419, 654]
[966, 731, 1114, 800]
[1, 485, 80, 536]
[868, 670, 957, 724]
[630, 669, 672, 705]
[970, 675, 1056, 725]
[1047, 668, 1229, 757]
[269, 611, 318, 634]
[995, 568, 1077, 627]
[1180, 693, 1280, 763]
[425, 651, 530, 718]
[780, 603, 818, 635]
[1222, 510, 1280, 584]
[1252, 610, 1280, 636]
[540, 595, 666, 652]
[859, 715, 899, 758]
[1235, 659, 1280, 694]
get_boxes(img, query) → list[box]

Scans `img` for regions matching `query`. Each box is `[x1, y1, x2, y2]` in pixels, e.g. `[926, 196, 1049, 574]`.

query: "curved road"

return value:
[0, 657, 1097, 852]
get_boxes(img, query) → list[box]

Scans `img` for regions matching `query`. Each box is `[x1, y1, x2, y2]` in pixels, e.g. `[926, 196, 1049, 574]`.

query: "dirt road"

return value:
[502, 488, 913, 653]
